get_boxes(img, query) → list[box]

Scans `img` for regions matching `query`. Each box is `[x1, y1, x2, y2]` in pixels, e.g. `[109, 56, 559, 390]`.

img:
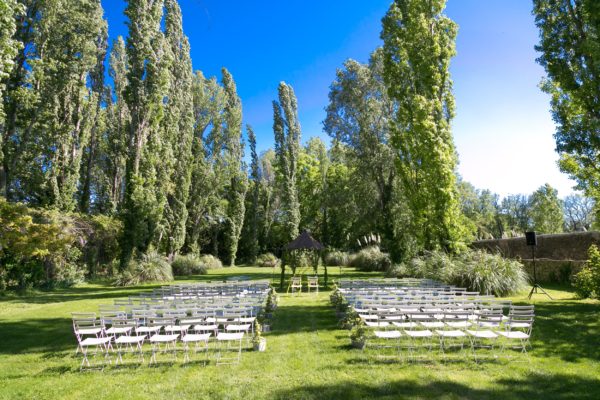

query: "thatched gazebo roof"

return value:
[285, 230, 324, 251]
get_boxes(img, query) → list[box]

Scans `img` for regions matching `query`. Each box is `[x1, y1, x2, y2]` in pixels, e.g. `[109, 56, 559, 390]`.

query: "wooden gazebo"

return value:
[280, 230, 328, 289]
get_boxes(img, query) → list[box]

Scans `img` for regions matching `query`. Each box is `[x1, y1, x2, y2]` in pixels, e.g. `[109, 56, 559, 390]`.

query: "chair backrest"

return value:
[291, 276, 302, 286]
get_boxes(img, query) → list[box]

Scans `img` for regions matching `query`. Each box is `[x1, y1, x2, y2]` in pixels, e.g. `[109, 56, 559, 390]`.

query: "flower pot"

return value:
[253, 337, 267, 352]
[351, 340, 365, 350]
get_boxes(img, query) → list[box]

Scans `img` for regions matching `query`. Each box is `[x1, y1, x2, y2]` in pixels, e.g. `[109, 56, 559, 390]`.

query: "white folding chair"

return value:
[147, 317, 179, 365]
[307, 276, 319, 294]
[112, 319, 146, 365]
[497, 305, 534, 357]
[466, 310, 501, 362]
[72, 313, 102, 355]
[215, 332, 244, 365]
[291, 276, 302, 295]
[435, 311, 470, 361]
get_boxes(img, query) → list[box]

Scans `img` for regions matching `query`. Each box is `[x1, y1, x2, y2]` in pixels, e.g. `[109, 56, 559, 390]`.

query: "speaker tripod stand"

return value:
[528, 245, 553, 300]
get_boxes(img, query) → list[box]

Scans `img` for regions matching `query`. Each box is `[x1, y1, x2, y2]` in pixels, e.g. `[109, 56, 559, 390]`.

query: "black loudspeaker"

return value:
[525, 231, 537, 246]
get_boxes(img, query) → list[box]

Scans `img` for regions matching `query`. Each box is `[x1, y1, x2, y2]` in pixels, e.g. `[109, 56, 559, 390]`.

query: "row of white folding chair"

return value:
[365, 306, 533, 361]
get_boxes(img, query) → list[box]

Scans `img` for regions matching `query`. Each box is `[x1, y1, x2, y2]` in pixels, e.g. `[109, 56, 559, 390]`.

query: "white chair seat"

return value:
[359, 314, 378, 320]
[194, 324, 218, 331]
[374, 330, 402, 339]
[136, 326, 161, 334]
[225, 324, 251, 332]
[446, 321, 471, 328]
[181, 333, 211, 342]
[420, 321, 445, 329]
[435, 329, 466, 337]
[105, 327, 132, 335]
[80, 337, 111, 347]
[497, 331, 529, 339]
[150, 334, 179, 343]
[236, 317, 256, 323]
[478, 322, 501, 328]
[115, 335, 146, 344]
[217, 332, 244, 341]
[165, 324, 191, 332]
[392, 321, 418, 329]
[506, 322, 530, 329]
[76, 328, 102, 336]
[466, 330, 498, 339]
[365, 321, 390, 328]
[404, 330, 433, 338]
[383, 316, 403, 321]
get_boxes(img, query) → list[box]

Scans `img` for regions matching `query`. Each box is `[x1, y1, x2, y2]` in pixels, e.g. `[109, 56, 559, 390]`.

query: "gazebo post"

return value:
[279, 251, 286, 290]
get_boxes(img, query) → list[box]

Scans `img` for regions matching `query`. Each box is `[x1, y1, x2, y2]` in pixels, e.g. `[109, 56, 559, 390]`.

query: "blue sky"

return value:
[100, 0, 576, 198]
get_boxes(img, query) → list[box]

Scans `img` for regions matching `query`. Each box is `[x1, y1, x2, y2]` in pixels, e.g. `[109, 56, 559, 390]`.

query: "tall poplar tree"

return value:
[161, 0, 194, 259]
[273, 82, 301, 242]
[121, 0, 170, 268]
[96, 36, 129, 213]
[222, 68, 247, 266]
[245, 124, 260, 262]
[381, 0, 465, 253]
[533, 0, 600, 211]
[0, 0, 23, 187]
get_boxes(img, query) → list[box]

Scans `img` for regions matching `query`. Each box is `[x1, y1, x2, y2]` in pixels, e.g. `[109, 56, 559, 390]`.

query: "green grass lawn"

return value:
[1, 266, 599, 400]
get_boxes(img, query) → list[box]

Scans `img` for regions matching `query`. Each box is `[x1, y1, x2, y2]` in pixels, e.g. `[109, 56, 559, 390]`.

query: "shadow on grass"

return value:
[0, 317, 73, 355]
[0, 285, 158, 305]
[271, 373, 600, 400]
[530, 300, 600, 362]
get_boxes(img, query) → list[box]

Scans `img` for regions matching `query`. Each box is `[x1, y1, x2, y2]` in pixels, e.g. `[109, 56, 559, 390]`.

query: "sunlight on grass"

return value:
[1, 266, 599, 400]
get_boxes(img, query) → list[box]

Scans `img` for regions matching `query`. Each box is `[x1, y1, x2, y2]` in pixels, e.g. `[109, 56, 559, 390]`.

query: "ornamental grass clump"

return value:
[115, 251, 173, 286]
[349, 246, 391, 272]
[387, 249, 528, 296]
[171, 254, 207, 276]
[325, 250, 350, 267]
[256, 253, 280, 268]
[199, 254, 222, 270]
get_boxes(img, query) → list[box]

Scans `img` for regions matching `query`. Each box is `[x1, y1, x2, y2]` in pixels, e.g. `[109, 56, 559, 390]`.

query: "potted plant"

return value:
[252, 322, 267, 352]
[350, 322, 367, 350]
[257, 311, 271, 332]
[339, 309, 361, 330]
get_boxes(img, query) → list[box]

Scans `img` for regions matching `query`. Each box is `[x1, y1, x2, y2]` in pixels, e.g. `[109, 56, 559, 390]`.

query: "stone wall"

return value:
[471, 231, 600, 283]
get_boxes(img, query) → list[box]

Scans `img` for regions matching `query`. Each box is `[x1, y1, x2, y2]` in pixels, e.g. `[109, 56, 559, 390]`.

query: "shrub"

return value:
[573, 245, 600, 299]
[199, 254, 222, 270]
[325, 250, 349, 267]
[115, 251, 173, 286]
[348, 246, 391, 272]
[387, 249, 528, 296]
[171, 254, 207, 276]
[256, 253, 280, 268]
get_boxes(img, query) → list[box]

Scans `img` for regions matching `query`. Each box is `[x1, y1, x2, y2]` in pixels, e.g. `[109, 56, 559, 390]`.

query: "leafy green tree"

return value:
[121, 0, 170, 269]
[534, 0, 600, 218]
[1, 0, 41, 199]
[457, 179, 502, 239]
[185, 71, 225, 255]
[273, 82, 301, 242]
[1, 0, 106, 211]
[529, 183, 564, 234]
[93, 37, 129, 214]
[0, 0, 23, 123]
[221, 68, 247, 266]
[498, 194, 530, 237]
[324, 49, 402, 257]
[381, 0, 465, 253]
[160, 0, 194, 259]
[564, 194, 595, 231]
